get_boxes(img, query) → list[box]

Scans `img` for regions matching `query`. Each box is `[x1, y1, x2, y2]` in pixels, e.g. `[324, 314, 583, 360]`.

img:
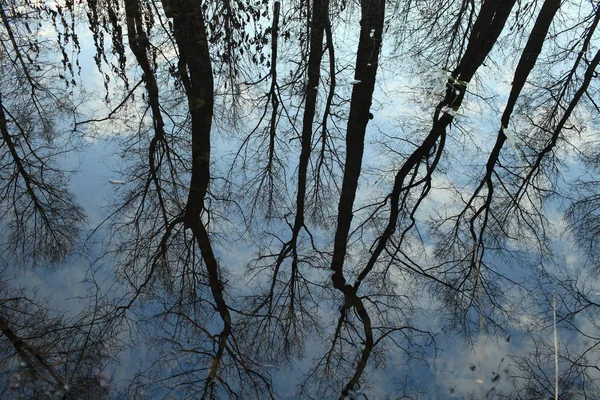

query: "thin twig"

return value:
[553, 291, 559, 400]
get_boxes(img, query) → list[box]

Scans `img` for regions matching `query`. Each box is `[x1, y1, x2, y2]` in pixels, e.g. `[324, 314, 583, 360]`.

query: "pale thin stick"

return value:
[474, 242, 485, 399]
[553, 291, 559, 400]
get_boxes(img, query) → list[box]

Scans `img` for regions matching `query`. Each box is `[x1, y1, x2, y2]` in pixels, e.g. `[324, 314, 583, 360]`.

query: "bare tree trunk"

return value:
[170, 0, 231, 391]
[328, 0, 385, 397]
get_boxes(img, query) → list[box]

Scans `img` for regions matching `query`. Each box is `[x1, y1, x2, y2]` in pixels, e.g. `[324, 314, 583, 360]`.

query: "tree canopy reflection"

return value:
[1, 0, 600, 399]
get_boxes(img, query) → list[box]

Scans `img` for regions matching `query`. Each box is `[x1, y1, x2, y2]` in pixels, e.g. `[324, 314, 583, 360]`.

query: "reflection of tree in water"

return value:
[0, 0, 600, 398]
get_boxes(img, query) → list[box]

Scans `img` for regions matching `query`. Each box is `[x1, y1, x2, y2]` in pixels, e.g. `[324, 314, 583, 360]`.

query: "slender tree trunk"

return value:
[330, 0, 385, 293]
[294, 0, 327, 233]
[170, 0, 231, 389]
[355, 0, 518, 290]
[466, 0, 562, 248]
[328, 0, 385, 397]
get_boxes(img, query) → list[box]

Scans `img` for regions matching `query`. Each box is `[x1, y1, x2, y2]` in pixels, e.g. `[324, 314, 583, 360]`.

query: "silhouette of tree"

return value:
[0, 0, 86, 264]
[0, 265, 118, 399]
[0, 2, 122, 399]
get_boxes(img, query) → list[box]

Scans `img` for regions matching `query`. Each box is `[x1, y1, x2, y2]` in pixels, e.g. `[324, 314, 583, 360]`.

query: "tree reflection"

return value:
[1, 0, 600, 399]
